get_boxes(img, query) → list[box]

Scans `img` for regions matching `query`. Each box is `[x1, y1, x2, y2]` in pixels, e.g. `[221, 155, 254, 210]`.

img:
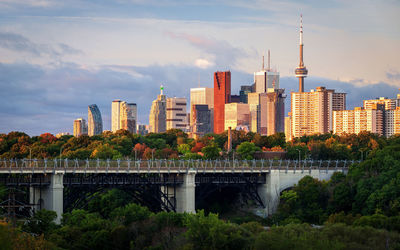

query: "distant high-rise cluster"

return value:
[333, 95, 400, 137]
[67, 14, 400, 140]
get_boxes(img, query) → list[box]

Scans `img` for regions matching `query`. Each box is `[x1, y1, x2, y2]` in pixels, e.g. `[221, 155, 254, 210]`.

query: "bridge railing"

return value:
[0, 158, 356, 173]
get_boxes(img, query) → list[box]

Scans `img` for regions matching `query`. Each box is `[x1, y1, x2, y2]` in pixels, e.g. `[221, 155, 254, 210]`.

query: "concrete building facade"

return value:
[224, 103, 250, 131]
[166, 97, 187, 131]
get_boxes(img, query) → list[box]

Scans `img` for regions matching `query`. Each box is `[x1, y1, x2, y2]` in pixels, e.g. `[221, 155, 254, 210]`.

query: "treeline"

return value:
[1, 130, 398, 160]
[273, 136, 400, 231]
[1, 193, 400, 250]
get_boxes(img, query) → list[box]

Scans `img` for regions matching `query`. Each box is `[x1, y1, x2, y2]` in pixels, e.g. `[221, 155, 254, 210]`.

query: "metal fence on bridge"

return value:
[0, 158, 355, 174]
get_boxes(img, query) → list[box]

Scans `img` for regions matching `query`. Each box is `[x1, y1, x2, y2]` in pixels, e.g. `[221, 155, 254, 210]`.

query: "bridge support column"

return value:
[257, 170, 280, 217]
[175, 169, 196, 213]
[29, 173, 64, 224]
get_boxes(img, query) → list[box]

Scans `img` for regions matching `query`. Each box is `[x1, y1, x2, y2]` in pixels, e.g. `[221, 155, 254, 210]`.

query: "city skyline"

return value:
[0, 0, 399, 135]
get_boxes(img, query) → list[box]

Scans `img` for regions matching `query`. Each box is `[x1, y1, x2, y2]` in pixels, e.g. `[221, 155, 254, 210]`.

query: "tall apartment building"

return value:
[190, 87, 214, 133]
[291, 87, 346, 138]
[111, 100, 137, 133]
[333, 107, 384, 136]
[73, 118, 87, 137]
[191, 104, 212, 137]
[224, 103, 250, 130]
[166, 97, 187, 131]
[385, 107, 400, 137]
[149, 86, 167, 133]
[364, 97, 397, 110]
[88, 104, 103, 136]
[214, 71, 231, 134]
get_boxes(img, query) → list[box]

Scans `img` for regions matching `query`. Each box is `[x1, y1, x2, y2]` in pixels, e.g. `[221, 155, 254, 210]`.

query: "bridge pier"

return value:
[175, 169, 196, 213]
[30, 173, 64, 224]
[257, 169, 340, 217]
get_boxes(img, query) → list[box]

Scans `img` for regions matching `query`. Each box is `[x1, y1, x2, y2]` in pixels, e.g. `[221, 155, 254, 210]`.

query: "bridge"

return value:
[0, 158, 353, 223]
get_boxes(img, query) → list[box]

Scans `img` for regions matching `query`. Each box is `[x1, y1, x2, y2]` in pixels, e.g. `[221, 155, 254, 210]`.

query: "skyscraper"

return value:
[121, 102, 137, 133]
[166, 97, 187, 131]
[111, 100, 137, 133]
[266, 89, 286, 136]
[73, 118, 87, 137]
[191, 104, 211, 137]
[254, 51, 280, 93]
[149, 86, 167, 133]
[214, 71, 231, 134]
[294, 15, 308, 92]
[88, 104, 103, 136]
[111, 99, 122, 132]
[190, 87, 214, 134]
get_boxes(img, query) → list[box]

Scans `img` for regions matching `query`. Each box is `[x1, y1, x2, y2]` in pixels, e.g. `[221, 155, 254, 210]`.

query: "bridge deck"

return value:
[0, 159, 353, 174]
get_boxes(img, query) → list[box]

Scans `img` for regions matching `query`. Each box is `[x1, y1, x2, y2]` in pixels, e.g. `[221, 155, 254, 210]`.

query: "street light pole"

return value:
[59, 146, 64, 167]
[29, 147, 32, 167]
[296, 149, 301, 168]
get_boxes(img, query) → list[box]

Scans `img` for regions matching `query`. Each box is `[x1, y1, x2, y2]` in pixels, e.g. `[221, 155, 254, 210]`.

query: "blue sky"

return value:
[0, 0, 399, 135]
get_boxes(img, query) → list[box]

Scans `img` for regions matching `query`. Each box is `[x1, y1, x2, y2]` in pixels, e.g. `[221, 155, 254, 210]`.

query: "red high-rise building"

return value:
[214, 71, 231, 134]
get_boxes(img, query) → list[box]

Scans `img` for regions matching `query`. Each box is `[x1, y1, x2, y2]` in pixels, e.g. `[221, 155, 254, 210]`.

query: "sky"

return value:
[0, 0, 399, 136]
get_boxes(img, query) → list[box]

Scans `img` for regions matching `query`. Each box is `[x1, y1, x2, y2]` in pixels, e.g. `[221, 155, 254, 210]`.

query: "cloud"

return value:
[386, 70, 400, 84]
[0, 31, 82, 57]
[194, 58, 214, 69]
[165, 31, 247, 68]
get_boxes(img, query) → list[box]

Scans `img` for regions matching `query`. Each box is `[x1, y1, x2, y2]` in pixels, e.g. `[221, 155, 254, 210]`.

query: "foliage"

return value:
[236, 141, 260, 160]
[201, 144, 221, 160]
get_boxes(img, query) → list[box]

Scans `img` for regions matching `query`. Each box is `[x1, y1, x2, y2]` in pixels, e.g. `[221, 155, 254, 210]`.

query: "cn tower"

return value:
[295, 14, 308, 92]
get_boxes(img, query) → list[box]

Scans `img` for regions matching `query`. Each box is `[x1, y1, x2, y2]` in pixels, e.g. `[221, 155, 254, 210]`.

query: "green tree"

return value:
[201, 144, 221, 160]
[23, 209, 57, 236]
[236, 142, 260, 160]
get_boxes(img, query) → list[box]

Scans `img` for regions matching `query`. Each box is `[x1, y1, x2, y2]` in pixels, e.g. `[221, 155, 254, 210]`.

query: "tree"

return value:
[236, 142, 260, 160]
[178, 144, 191, 155]
[201, 144, 221, 160]
[23, 209, 57, 236]
[91, 144, 122, 159]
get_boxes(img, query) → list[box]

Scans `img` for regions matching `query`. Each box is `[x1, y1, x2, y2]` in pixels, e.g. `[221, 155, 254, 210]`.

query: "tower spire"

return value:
[295, 14, 308, 92]
[268, 49, 271, 71]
